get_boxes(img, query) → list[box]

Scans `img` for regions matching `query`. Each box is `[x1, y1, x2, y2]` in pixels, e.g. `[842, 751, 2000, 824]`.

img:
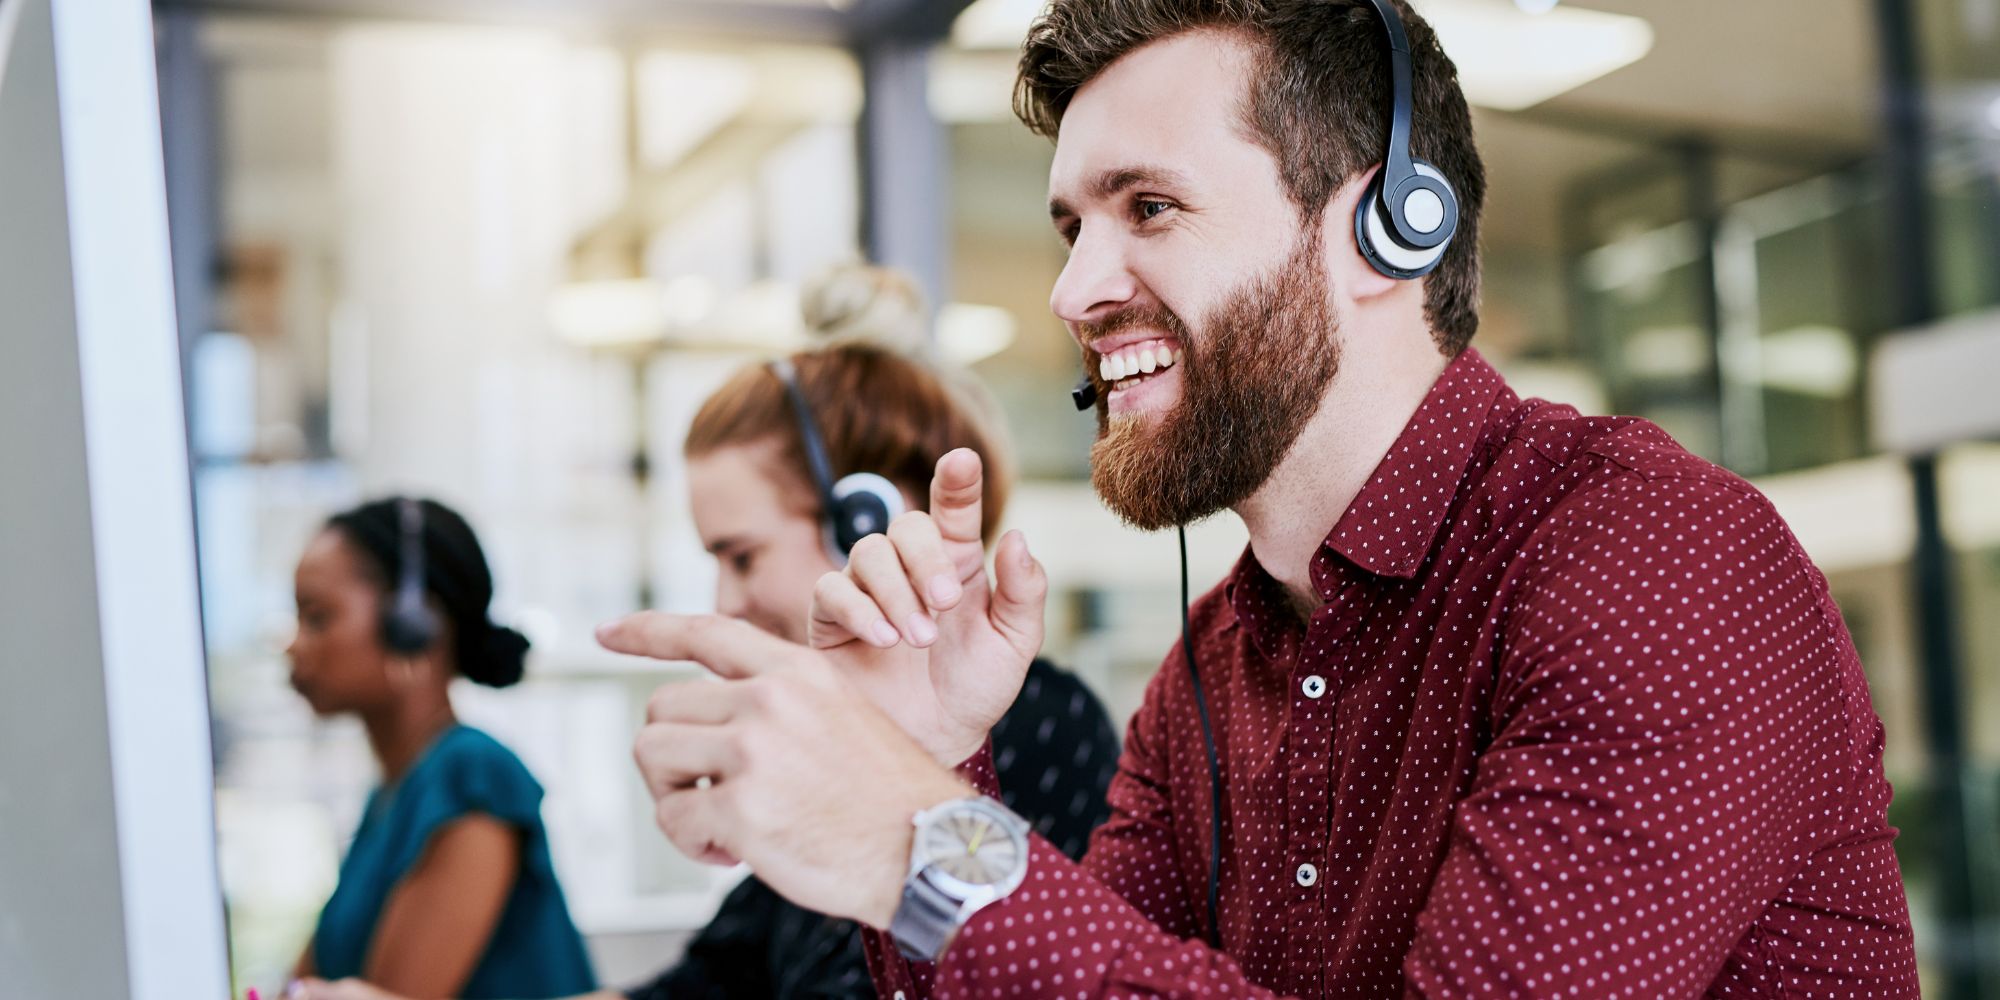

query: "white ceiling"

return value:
[199, 0, 1896, 256]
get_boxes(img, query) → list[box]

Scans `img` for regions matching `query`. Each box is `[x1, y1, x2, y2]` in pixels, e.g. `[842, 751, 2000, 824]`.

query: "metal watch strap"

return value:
[890, 871, 962, 962]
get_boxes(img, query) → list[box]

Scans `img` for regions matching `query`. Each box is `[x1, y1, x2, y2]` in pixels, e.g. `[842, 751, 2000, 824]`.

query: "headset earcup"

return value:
[827, 472, 907, 562]
[381, 595, 440, 655]
[1354, 162, 1456, 280]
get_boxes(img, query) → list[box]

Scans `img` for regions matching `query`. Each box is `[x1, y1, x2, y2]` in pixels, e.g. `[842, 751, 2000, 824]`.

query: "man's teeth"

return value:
[1097, 342, 1185, 384]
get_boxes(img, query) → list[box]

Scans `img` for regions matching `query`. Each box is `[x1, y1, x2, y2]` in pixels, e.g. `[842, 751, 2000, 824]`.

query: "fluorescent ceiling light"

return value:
[1415, 0, 1652, 110]
[549, 275, 816, 352]
[951, 0, 1650, 114]
[1760, 325, 1858, 398]
[952, 0, 1048, 51]
[548, 278, 677, 350]
[1621, 324, 1709, 380]
[938, 303, 1018, 366]
[929, 51, 1017, 123]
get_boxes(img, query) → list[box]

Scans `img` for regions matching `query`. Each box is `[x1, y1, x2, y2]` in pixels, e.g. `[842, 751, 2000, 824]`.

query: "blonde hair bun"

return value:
[800, 262, 928, 354]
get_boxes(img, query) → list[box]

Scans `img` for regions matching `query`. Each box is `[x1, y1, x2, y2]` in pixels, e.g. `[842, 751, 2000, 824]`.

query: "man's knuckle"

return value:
[723, 728, 757, 768]
[645, 685, 674, 720]
[741, 676, 778, 713]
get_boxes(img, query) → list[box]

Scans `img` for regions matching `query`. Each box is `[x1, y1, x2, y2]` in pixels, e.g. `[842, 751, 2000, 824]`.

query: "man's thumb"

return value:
[988, 530, 1047, 654]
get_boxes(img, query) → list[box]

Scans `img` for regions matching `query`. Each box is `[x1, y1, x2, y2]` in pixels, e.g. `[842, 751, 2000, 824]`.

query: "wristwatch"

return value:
[889, 795, 1031, 962]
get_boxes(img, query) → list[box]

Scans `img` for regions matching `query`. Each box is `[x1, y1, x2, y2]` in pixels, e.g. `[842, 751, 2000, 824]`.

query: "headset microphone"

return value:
[1071, 375, 1098, 411]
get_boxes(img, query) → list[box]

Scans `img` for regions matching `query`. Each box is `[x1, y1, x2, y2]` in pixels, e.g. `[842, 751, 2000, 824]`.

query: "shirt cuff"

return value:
[930, 837, 1078, 993]
[954, 739, 1000, 799]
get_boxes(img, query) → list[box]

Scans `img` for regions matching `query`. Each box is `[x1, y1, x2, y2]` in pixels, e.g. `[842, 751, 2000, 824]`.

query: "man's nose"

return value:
[1049, 229, 1139, 328]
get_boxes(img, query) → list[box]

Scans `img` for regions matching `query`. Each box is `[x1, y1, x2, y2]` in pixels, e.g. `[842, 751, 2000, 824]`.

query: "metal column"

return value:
[1871, 0, 1984, 994]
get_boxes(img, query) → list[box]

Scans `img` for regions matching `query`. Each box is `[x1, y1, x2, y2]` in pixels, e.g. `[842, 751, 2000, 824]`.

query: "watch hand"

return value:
[966, 819, 990, 856]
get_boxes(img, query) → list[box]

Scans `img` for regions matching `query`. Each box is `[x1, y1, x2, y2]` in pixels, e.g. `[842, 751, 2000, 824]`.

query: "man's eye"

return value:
[730, 552, 754, 574]
[1137, 199, 1172, 221]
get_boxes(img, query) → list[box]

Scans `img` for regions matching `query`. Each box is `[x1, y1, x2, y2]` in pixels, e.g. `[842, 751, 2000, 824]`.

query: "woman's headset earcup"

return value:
[381, 497, 441, 655]
[1354, 160, 1458, 280]
[381, 596, 440, 656]
[827, 472, 906, 563]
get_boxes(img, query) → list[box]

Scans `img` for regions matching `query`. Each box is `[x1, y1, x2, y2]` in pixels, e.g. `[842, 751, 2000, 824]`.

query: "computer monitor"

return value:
[0, 1, 230, 997]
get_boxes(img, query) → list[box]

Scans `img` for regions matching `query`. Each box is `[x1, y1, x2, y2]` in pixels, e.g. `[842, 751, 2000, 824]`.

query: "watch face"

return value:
[918, 803, 1024, 888]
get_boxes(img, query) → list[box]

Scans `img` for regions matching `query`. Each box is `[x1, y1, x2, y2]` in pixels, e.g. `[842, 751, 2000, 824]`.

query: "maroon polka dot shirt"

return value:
[867, 349, 1918, 997]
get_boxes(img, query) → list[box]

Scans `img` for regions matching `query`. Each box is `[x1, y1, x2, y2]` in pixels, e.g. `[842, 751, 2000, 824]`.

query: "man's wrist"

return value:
[864, 771, 976, 928]
[938, 734, 990, 770]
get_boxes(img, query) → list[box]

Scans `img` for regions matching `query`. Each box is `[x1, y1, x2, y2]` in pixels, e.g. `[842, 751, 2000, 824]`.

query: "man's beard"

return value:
[1086, 235, 1340, 531]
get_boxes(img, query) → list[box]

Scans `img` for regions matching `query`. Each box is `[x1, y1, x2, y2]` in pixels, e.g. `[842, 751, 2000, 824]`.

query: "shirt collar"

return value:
[1224, 348, 1514, 648]
[1322, 348, 1512, 582]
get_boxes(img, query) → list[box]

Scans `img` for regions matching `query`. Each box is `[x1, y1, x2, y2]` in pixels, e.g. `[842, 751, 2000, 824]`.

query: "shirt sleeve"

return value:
[387, 731, 544, 877]
[866, 654, 1291, 999]
[1403, 474, 1906, 998]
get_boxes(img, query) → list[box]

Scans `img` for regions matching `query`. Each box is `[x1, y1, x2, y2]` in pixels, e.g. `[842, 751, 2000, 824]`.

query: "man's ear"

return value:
[1321, 165, 1401, 307]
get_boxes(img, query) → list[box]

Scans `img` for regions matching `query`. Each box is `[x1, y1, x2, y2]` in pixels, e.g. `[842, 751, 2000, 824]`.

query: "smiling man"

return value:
[601, 1, 1919, 995]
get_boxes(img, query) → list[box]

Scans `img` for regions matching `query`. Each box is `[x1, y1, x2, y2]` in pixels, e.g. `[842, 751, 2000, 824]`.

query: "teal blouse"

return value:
[313, 726, 596, 998]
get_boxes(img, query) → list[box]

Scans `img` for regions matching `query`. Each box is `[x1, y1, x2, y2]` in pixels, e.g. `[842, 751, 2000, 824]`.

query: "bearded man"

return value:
[600, 1, 1919, 995]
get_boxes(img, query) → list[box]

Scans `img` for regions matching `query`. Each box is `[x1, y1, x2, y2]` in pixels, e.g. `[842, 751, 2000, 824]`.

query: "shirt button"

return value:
[1296, 863, 1319, 887]
[1301, 674, 1327, 699]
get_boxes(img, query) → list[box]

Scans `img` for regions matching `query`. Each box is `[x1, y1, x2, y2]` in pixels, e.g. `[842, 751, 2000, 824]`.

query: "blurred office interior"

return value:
[84, 0, 2000, 994]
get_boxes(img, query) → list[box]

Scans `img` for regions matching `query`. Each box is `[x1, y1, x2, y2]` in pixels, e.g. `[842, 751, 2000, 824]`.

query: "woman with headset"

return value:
[297, 279, 1120, 1000]
[285, 497, 595, 999]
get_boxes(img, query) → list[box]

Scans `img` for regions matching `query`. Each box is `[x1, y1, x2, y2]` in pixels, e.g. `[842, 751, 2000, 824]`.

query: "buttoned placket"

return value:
[1280, 562, 1371, 997]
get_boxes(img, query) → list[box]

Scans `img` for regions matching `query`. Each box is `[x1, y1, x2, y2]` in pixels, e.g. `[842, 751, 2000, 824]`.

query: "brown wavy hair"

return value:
[684, 343, 1011, 544]
[1015, 0, 1486, 355]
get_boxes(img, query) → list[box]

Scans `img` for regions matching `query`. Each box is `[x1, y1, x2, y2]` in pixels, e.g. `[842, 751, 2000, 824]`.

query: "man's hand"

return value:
[601, 613, 972, 929]
[808, 448, 1047, 765]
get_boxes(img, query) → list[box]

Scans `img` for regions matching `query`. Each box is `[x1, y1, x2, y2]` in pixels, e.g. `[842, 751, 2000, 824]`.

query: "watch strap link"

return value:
[890, 871, 962, 962]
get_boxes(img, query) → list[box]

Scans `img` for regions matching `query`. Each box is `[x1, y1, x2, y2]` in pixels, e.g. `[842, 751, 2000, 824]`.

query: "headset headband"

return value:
[769, 359, 841, 519]
[1364, 0, 1418, 211]
[397, 497, 426, 603]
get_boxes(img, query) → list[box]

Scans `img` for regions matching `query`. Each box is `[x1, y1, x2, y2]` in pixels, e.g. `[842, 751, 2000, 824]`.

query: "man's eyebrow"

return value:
[1048, 164, 1195, 221]
[704, 536, 745, 557]
[1092, 165, 1192, 200]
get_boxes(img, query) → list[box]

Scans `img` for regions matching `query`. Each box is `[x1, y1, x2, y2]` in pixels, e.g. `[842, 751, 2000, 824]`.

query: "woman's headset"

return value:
[380, 497, 442, 655]
[1072, 0, 1458, 411]
[769, 359, 906, 565]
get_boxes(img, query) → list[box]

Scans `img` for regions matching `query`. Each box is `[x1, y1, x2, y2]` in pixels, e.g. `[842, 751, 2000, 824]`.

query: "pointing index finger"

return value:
[596, 612, 797, 680]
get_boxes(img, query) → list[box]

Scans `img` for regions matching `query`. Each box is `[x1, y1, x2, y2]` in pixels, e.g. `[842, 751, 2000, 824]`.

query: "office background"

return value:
[128, 0, 2000, 995]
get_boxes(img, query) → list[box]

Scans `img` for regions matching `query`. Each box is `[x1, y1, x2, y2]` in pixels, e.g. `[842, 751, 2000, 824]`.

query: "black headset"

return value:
[380, 497, 442, 655]
[1352, 0, 1460, 280]
[769, 359, 906, 565]
[1071, 0, 1457, 412]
